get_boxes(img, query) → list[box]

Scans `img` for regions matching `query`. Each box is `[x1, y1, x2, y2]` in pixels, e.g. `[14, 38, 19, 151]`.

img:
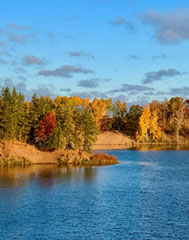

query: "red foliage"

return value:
[36, 112, 56, 141]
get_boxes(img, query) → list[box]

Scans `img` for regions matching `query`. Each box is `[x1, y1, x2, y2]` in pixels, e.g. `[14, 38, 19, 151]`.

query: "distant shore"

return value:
[93, 131, 189, 150]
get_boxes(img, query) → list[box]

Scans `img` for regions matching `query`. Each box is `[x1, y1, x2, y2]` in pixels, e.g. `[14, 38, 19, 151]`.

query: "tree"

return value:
[159, 100, 169, 139]
[35, 112, 56, 147]
[126, 105, 143, 136]
[72, 108, 83, 149]
[149, 110, 162, 140]
[1, 87, 13, 139]
[90, 98, 106, 127]
[169, 97, 185, 142]
[112, 100, 127, 131]
[137, 104, 151, 141]
[82, 109, 98, 151]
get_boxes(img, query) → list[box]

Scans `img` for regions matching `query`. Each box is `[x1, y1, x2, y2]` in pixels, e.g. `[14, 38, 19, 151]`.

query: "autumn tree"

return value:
[35, 111, 56, 147]
[137, 104, 151, 141]
[90, 98, 106, 127]
[112, 100, 127, 131]
[159, 100, 169, 139]
[149, 110, 162, 140]
[169, 97, 185, 142]
[0, 86, 188, 150]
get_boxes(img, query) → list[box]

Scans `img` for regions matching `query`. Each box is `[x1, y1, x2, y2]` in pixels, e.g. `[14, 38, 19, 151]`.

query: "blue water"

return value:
[0, 150, 189, 240]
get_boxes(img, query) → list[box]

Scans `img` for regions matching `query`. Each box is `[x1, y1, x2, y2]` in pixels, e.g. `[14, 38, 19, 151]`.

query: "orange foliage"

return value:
[90, 98, 106, 125]
[36, 112, 56, 142]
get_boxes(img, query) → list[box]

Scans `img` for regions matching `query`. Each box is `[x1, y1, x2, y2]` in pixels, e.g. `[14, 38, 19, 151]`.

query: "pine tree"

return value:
[82, 109, 98, 151]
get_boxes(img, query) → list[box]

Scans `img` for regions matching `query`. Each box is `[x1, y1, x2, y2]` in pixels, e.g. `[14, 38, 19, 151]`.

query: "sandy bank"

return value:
[93, 131, 189, 150]
[0, 141, 118, 167]
[93, 131, 135, 150]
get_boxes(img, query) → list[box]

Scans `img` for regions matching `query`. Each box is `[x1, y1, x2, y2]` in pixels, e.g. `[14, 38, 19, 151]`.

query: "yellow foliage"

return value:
[82, 98, 90, 108]
[114, 100, 127, 117]
[90, 98, 106, 126]
[25, 101, 30, 114]
[149, 110, 162, 140]
[137, 105, 162, 141]
[138, 104, 151, 141]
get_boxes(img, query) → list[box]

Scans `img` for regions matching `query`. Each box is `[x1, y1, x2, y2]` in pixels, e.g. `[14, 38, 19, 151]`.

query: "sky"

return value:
[0, 0, 189, 106]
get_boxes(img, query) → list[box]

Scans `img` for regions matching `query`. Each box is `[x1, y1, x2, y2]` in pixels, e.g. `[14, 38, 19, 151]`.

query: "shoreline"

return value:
[1, 131, 189, 167]
[0, 141, 118, 167]
[93, 131, 189, 150]
[93, 144, 189, 151]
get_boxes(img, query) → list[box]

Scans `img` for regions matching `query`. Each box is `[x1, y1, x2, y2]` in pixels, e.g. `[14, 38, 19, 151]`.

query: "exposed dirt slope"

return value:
[93, 131, 135, 150]
[0, 141, 59, 165]
[0, 141, 118, 166]
[93, 131, 189, 150]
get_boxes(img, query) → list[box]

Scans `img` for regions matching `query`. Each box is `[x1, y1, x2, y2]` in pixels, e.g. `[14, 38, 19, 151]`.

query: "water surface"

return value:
[0, 149, 188, 240]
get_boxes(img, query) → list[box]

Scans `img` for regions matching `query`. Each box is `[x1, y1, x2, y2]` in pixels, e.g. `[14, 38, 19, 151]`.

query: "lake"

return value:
[0, 149, 189, 240]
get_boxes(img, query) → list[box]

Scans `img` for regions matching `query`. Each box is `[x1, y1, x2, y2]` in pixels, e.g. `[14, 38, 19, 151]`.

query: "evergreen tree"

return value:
[82, 109, 98, 151]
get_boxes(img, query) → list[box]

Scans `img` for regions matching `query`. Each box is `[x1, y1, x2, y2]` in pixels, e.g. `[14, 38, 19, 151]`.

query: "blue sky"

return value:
[0, 0, 189, 105]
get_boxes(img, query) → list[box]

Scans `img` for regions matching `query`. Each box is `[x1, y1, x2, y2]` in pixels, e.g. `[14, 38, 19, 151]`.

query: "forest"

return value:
[0, 87, 189, 151]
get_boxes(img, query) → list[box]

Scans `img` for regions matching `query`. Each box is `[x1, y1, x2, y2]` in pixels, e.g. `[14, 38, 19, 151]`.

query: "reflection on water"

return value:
[0, 166, 97, 188]
[94, 144, 189, 151]
[129, 144, 189, 151]
[0, 150, 188, 240]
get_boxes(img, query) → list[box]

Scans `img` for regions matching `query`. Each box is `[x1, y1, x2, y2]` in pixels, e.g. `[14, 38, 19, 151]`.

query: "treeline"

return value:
[100, 97, 189, 142]
[0, 87, 97, 151]
[0, 87, 188, 151]
[100, 97, 189, 143]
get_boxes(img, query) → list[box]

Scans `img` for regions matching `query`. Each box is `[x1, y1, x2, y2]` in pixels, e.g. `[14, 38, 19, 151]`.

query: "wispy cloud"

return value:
[78, 79, 99, 88]
[139, 8, 189, 44]
[70, 91, 108, 99]
[17, 76, 28, 82]
[8, 23, 32, 31]
[0, 49, 12, 57]
[67, 51, 95, 60]
[108, 83, 154, 94]
[143, 68, 186, 84]
[48, 32, 55, 38]
[0, 40, 6, 46]
[39, 65, 94, 78]
[0, 59, 7, 64]
[60, 88, 72, 92]
[78, 78, 110, 88]
[0, 78, 56, 100]
[152, 54, 166, 60]
[170, 86, 189, 97]
[23, 55, 46, 66]
[110, 16, 135, 32]
[15, 67, 28, 74]
[127, 54, 140, 60]
[7, 32, 27, 43]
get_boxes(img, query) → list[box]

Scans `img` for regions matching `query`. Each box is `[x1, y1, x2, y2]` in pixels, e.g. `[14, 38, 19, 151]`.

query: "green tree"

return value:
[82, 109, 97, 151]
[126, 105, 143, 136]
